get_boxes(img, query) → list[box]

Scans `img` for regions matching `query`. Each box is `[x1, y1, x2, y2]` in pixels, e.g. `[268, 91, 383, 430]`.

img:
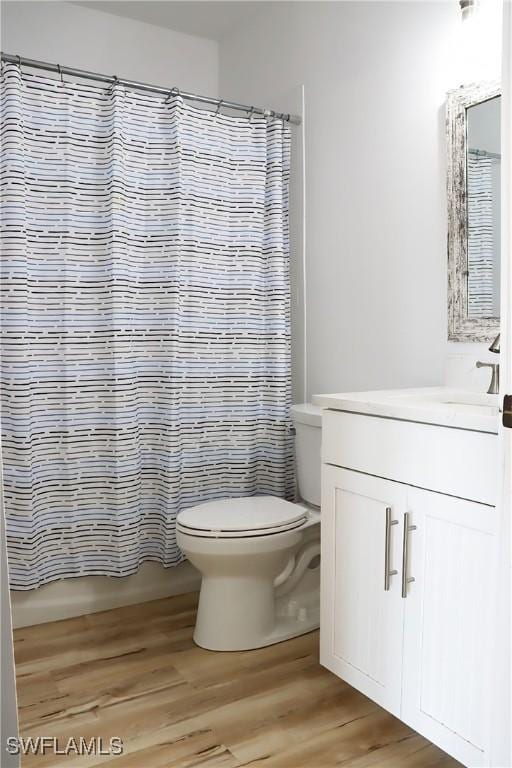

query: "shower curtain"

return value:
[467, 150, 495, 318]
[0, 62, 294, 590]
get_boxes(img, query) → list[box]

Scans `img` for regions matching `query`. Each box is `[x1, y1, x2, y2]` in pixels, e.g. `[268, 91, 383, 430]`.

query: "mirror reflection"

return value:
[466, 96, 501, 320]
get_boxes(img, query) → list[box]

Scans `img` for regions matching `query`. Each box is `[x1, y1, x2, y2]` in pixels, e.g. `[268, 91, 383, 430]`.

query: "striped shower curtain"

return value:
[467, 150, 495, 318]
[0, 62, 294, 590]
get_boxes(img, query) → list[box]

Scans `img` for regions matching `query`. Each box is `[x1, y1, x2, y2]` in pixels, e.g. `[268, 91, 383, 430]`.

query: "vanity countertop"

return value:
[312, 387, 500, 434]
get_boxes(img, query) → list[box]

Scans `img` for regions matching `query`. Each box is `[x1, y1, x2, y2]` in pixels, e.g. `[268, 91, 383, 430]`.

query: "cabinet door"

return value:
[402, 488, 497, 767]
[320, 465, 406, 716]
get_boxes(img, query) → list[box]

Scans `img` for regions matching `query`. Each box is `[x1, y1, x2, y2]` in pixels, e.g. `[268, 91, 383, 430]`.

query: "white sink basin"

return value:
[312, 387, 500, 433]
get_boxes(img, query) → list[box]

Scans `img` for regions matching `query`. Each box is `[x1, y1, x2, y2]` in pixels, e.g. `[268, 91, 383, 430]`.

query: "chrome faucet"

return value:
[476, 361, 500, 394]
[476, 333, 500, 395]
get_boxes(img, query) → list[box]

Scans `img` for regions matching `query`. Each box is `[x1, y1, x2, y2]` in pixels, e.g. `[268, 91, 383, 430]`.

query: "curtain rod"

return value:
[468, 147, 501, 160]
[1, 52, 302, 126]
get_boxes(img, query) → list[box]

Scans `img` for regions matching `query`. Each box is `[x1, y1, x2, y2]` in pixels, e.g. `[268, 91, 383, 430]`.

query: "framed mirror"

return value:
[447, 82, 501, 341]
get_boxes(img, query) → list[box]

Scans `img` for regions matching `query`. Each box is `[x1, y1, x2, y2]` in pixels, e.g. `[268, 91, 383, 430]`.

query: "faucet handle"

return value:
[489, 333, 500, 354]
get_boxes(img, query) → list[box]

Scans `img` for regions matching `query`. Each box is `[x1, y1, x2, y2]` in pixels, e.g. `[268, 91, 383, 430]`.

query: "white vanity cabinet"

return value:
[320, 466, 407, 716]
[319, 404, 499, 768]
[401, 488, 497, 766]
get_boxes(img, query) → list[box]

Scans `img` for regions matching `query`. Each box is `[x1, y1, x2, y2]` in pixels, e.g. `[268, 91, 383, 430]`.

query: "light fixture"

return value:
[459, 0, 480, 21]
[455, 0, 501, 84]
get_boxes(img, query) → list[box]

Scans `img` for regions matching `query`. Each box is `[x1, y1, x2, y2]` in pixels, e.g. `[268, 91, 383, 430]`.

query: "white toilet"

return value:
[176, 403, 322, 651]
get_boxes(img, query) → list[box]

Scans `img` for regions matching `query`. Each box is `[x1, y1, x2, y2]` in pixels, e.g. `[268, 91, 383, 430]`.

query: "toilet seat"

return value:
[177, 496, 308, 539]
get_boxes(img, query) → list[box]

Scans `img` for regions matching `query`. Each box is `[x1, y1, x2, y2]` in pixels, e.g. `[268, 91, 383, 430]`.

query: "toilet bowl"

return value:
[177, 403, 322, 651]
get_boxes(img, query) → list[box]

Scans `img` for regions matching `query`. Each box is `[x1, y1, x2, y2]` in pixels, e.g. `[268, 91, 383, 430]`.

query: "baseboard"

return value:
[10, 561, 201, 628]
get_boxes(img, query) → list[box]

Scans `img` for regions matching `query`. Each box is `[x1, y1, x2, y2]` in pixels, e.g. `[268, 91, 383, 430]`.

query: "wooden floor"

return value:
[13, 592, 461, 768]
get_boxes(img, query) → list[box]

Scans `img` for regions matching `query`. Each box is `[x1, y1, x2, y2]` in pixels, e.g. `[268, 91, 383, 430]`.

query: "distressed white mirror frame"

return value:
[447, 81, 501, 342]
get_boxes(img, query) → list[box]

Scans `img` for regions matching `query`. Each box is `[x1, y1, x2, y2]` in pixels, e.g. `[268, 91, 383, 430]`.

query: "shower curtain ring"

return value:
[16, 54, 22, 69]
[165, 86, 180, 104]
[108, 75, 119, 95]
[215, 99, 223, 116]
[57, 64, 64, 84]
[248, 106, 255, 121]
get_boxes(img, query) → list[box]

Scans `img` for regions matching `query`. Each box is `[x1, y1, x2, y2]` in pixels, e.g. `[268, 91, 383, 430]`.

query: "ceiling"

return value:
[72, 1, 267, 41]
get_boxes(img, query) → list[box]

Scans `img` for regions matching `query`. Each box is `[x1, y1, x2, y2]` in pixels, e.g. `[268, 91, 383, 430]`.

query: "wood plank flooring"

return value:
[13, 593, 461, 767]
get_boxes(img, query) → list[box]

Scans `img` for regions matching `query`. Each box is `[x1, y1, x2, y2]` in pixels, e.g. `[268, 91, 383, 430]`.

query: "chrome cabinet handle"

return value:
[384, 506, 398, 591]
[401, 512, 417, 598]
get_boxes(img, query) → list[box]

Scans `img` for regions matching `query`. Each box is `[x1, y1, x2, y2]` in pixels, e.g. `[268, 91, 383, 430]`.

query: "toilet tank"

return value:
[291, 403, 322, 507]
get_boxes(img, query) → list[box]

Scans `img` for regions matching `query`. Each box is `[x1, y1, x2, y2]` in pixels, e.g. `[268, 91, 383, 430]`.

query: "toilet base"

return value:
[194, 600, 319, 651]
[193, 562, 320, 652]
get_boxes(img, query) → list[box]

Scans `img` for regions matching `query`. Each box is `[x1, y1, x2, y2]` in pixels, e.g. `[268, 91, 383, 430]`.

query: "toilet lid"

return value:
[177, 496, 308, 538]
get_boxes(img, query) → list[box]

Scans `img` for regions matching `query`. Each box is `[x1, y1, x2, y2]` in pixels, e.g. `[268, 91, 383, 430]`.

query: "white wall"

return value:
[1, 1, 218, 96]
[220, 1, 468, 398]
